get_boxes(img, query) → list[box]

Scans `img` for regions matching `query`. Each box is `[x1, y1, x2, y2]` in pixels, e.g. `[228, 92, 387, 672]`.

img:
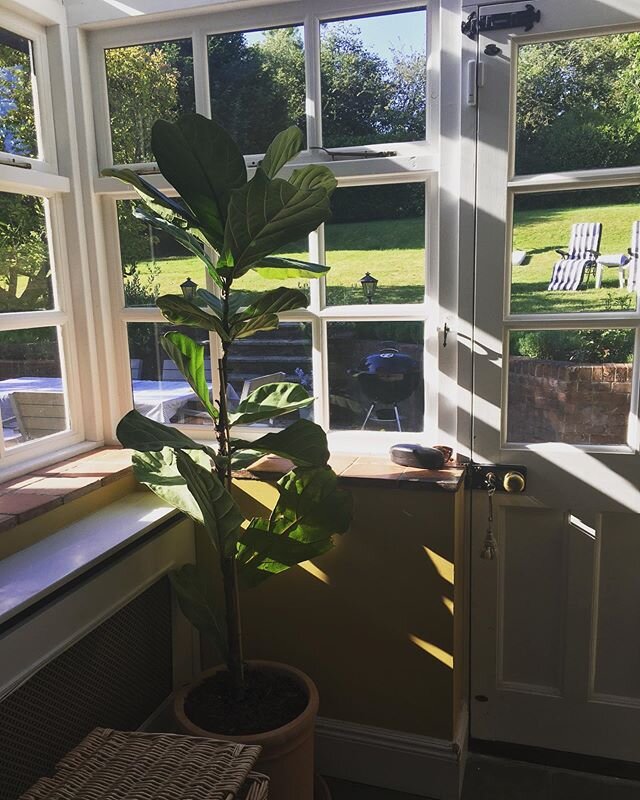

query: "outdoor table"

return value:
[595, 253, 630, 288]
[0, 377, 199, 428]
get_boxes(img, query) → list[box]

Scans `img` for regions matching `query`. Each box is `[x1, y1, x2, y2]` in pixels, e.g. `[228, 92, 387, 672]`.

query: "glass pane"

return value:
[325, 183, 425, 306]
[0, 28, 37, 158]
[508, 329, 634, 445]
[328, 321, 424, 431]
[118, 200, 200, 307]
[227, 322, 313, 428]
[208, 26, 306, 155]
[516, 32, 640, 174]
[320, 8, 427, 148]
[0, 327, 67, 447]
[0, 193, 53, 313]
[511, 187, 640, 315]
[105, 38, 195, 164]
[232, 236, 310, 308]
[127, 323, 212, 425]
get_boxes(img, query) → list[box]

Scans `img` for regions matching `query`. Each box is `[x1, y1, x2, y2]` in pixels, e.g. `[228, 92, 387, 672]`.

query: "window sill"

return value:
[241, 454, 466, 493]
[0, 447, 135, 539]
[0, 447, 465, 546]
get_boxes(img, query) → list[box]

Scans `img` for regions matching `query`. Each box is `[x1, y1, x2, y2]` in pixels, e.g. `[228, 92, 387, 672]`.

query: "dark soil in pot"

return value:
[184, 665, 308, 735]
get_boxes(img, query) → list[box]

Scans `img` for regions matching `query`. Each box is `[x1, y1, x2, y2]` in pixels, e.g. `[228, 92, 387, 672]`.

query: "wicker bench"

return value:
[18, 728, 269, 800]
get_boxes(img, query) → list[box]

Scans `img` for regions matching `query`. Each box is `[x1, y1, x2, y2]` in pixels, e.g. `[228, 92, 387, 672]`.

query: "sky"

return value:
[245, 8, 427, 62]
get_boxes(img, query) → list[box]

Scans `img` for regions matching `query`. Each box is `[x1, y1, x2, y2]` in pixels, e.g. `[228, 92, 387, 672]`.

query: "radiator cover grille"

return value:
[0, 578, 173, 800]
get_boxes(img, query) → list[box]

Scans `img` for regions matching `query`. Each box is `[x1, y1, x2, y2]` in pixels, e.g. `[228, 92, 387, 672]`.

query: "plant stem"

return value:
[216, 280, 245, 698]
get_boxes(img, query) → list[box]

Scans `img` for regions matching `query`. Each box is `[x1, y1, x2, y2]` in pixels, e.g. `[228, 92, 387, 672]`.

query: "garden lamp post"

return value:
[360, 272, 378, 304]
[180, 277, 197, 300]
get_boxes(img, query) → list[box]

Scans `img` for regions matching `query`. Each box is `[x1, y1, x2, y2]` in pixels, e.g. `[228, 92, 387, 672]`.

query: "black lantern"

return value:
[360, 272, 378, 304]
[180, 277, 197, 301]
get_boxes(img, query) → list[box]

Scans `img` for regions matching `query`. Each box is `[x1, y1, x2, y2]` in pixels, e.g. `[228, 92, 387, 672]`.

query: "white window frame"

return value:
[86, 0, 458, 454]
[0, 8, 90, 474]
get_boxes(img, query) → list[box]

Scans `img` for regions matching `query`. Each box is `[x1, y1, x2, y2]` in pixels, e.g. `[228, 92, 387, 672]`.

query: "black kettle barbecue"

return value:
[353, 345, 420, 431]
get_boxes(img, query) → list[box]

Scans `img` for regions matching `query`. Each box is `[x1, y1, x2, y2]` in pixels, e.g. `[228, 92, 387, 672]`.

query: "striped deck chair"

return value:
[627, 220, 640, 293]
[548, 222, 602, 291]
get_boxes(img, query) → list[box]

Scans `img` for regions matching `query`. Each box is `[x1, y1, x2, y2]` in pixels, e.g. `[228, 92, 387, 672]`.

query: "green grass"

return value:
[126, 203, 639, 313]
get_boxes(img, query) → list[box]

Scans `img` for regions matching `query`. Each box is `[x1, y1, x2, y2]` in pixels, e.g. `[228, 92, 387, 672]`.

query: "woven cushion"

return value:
[19, 728, 264, 800]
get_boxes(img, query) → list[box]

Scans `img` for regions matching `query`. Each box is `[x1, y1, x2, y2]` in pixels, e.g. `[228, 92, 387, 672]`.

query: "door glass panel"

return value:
[325, 183, 425, 306]
[208, 25, 305, 155]
[510, 186, 640, 315]
[507, 329, 634, 445]
[0, 28, 37, 158]
[320, 8, 427, 148]
[0, 193, 54, 313]
[516, 32, 640, 175]
[327, 321, 424, 431]
[0, 327, 67, 446]
[105, 38, 195, 165]
[118, 200, 196, 307]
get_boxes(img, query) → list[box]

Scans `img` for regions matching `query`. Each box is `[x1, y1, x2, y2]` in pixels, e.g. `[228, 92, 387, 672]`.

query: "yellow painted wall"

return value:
[231, 479, 462, 741]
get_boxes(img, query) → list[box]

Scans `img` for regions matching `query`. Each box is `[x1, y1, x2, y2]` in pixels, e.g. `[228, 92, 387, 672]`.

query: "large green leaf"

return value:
[132, 447, 213, 523]
[161, 332, 216, 419]
[152, 115, 247, 249]
[117, 409, 202, 452]
[232, 419, 329, 467]
[237, 466, 351, 588]
[196, 288, 223, 318]
[260, 126, 303, 179]
[289, 165, 338, 194]
[133, 208, 223, 288]
[157, 294, 230, 342]
[229, 287, 308, 339]
[170, 564, 227, 659]
[251, 256, 330, 280]
[224, 169, 332, 275]
[229, 382, 314, 426]
[175, 450, 244, 555]
[101, 167, 197, 226]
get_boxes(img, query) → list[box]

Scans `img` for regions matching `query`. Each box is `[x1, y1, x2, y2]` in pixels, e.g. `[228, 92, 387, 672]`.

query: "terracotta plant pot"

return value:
[174, 660, 319, 800]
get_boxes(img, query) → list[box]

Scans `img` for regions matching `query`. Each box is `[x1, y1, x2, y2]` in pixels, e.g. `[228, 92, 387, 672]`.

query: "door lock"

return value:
[468, 464, 527, 493]
[503, 471, 526, 493]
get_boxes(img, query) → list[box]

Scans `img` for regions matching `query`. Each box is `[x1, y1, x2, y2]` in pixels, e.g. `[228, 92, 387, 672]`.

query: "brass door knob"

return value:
[503, 471, 525, 493]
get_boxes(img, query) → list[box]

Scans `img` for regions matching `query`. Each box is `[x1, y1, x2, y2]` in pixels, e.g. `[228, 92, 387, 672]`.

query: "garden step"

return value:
[228, 354, 310, 364]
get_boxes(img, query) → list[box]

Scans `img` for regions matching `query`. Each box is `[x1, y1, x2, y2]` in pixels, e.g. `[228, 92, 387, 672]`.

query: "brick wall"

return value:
[508, 357, 632, 445]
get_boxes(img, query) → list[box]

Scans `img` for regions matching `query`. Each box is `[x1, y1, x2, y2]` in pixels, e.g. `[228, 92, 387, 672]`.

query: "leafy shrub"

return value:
[511, 329, 634, 363]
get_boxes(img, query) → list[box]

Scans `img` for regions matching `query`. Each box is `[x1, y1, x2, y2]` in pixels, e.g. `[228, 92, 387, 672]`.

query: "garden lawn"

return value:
[125, 202, 639, 313]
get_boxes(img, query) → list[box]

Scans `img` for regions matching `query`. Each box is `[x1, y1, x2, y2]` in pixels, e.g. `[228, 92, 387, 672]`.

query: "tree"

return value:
[320, 23, 391, 147]
[0, 34, 37, 157]
[0, 193, 51, 312]
[516, 35, 640, 176]
[105, 44, 185, 164]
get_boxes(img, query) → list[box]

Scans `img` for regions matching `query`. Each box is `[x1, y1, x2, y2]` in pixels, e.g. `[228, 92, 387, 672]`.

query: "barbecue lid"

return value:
[359, 347, 419, 375]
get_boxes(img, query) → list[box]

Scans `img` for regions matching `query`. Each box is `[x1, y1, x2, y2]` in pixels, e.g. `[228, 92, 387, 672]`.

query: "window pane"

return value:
[511, 187, 640, 315]
[232, 235, 310, 308]
[0, 327, 67, 447]
[0, 28, 37, 158]
[508, 329, 635, 445]
[208, 26, 305, 155]
[127, 322, 212, 424]
[105, 39, 195, 164]
[118, 200, 199, 307]
[325, 183, 425, 306]
[320, 8, 427, 148]
[516, 32, 640, 174]
[227, 322, 313, 428]
[0, 193, 53, 313]
[328, 321, 424, 431]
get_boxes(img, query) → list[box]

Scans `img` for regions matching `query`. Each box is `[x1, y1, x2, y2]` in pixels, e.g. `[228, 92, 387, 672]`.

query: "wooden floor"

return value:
[324, 753, 640, 799]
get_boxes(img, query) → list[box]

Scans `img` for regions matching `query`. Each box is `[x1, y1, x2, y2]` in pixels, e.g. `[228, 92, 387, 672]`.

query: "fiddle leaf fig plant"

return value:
[104, 114, 351, 695]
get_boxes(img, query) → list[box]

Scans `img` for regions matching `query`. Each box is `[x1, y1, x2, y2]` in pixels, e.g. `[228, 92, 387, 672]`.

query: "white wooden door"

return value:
[470, 0, 640, 761]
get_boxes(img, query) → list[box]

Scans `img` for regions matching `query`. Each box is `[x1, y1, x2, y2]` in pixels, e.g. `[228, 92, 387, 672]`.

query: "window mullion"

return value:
[303, 12, 322, 149]
[192, 29, 211, 118]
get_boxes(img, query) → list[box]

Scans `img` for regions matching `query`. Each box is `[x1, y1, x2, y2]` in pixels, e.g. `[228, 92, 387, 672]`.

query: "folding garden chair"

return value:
[626, 220, 640, 293]
[547, 222, 602, 291]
